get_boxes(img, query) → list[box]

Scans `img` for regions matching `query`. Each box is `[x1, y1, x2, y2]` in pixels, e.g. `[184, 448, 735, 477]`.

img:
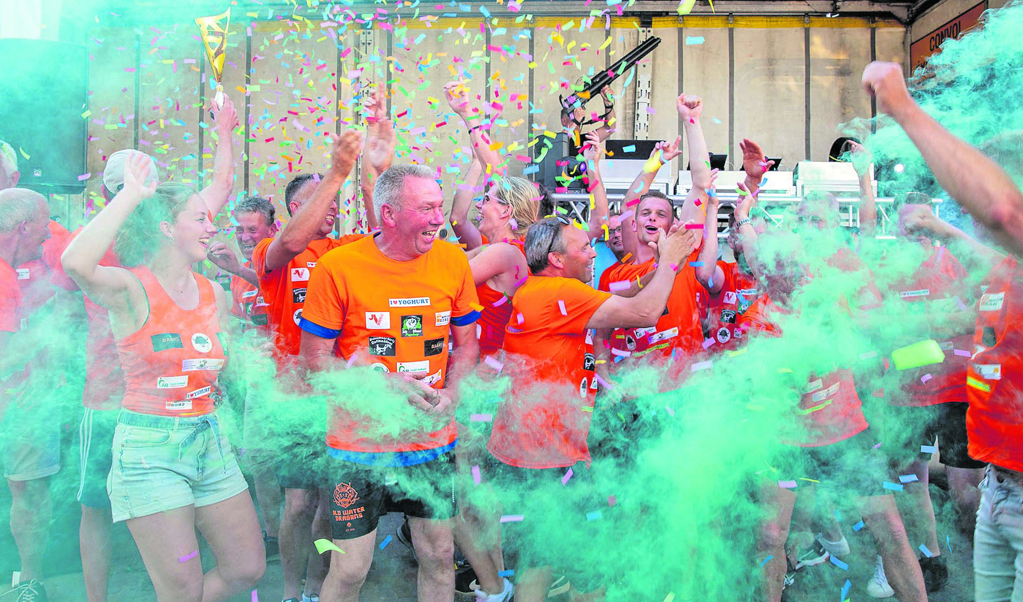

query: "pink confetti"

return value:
[778, 481, 797, 489]
[500, 515, 524, 523]
[920, 374, 932, 384]
[77, 173, 91, 181]
[953, 349, 971, 357]
[562, 468, 573, 485]
[611, 348, 631, 357]
[492, 295, 508, 307]
[609, 280, 631, 292]
[472, 465, 481, 485]
[684, 224, 704, 230]
[558, 300, 567, 315]
[483, 356, 504, 373]
[178, 549, 198, 563]
[702, 338, 716, 350]
[251, 590, 258, 602]
[470, 413, 493, 422]
[608, 495, 617, 507]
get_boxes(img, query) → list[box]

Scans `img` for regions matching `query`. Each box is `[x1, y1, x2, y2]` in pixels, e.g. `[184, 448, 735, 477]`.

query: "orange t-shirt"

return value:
[0, 258, 22, 335]
[739, 295, 870, 448]
[300, 235, 481, 453]
[488, 276, 612, 468]
[706, 260, 760, 352]
[230, 262, 269, 331]
[967, 254, 1023, 472]
[252, 234, 363, 370]
[476, 240, 527, 356]
[116, 267, 227, 416]
[17, 220, 71, 314]
[598, 250, 704, 362]
[886, 246, 972, 407]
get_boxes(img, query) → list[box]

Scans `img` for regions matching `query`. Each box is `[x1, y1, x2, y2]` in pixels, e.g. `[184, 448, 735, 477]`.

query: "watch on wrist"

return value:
[737, 217, 752, 227]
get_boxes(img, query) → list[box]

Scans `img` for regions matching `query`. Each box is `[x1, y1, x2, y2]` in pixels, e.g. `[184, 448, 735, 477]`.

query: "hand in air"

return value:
[121, 152, 158, 200]
[444, 80, 473, 118]
[740, 138, 774, 179]
[328, 130, 364, 178]
[676, 94, 703, 122]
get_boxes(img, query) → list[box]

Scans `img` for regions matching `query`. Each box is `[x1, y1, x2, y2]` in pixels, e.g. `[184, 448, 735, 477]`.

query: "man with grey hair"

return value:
[486, 215, 696, 602]
[299, 162, 482, 602]
[0, 187, 53, 602]
[0, 140, 21, 190]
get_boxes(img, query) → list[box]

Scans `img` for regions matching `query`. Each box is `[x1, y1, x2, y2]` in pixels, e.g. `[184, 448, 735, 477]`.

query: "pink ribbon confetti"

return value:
[558, 300, 567, 315]
[778, 481, 797, 489]
[920, 374, 933, 384]
[562, 468, 573, 485]
[609, 280, 631, 292]
[500, 515, 524, 523]
[178, 550, 199, 563]
[470, 413, 493, 422]
[702, 338, 715, 350]
[954, 349, 971, 357]
[472, 465, 481, 485]
[251, 590, 259, 602]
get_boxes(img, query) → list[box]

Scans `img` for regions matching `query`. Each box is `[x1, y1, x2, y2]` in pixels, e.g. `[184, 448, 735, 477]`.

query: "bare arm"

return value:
[591, 86, 616, 142]
[677, 95, 712, 242]
[864, 61, 1023, 257]
[469, 243, 527, 288]
[199, 96, 239, 219]
[450, 158, 484, 250]
[901, 204, 1005, 273]
[620, 137, 683, 260]
[361, 85, 396, 233]
[732, 184, 765, 282]
[299, 329, 338, 376]
[581, 131, 609, 242]
[695, 193, 725, 293]
[207, 241, 258, 287]
[263, 132, 362, 273]
[445, 81, 505, 176]
[848, 141, 876, 238]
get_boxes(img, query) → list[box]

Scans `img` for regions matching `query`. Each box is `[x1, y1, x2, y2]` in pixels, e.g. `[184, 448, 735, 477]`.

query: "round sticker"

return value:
[191, 333, 213, 353]
[716, 327, 732, 344]
[293, 308, 304, 326]
[370, 362, 390, 373]
[626, 335, 637, 351]
[579, 377, 588, 398]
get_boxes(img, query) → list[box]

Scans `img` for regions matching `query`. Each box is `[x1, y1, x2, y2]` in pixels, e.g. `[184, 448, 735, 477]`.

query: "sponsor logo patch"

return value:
[165, 400, 192, 411]
[723, 291, 738, 305]
[191, 333, 213, 353]
[291, 267, 310, 282]
[980, 292, 1004, 312]
[157, 375, 188, 389]
[720, 309, 737, 324]
[900, 289, 930, 298]
[424, 338, 445, 356]
[186, 386, 212, 399]
[401, 315, 423, 337]
[716, 327, 731, 344]
[389, 297, 430, 307]
[368, 336, 396, 357]
[333, 482, 359, 509]
[292, 287, 307, 303]
[293, 308, 304, 326]
[397, 360, 430, 374]
[151, 333, 183, 352]
[649, 328, 679, 344]
[369, 362, 389, 373]
[974, 363, 1002, 380]
[366, 312, 390, 330]
[241, 290, 257, 299]
[422, 369, 443, 386]
[182, 358, 224, 372]
[583, 352, 595, 371]
[434, 311, 451, 326]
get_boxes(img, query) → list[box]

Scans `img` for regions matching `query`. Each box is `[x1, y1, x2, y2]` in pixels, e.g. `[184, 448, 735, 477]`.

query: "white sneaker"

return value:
[866, 555, 895, 598]
[816, 532, 851, 557]
[475, 577, 513, 602]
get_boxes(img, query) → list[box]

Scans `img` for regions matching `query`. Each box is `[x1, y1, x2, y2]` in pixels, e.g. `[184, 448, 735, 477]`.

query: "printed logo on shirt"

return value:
[291, 267, 311, 282]
[397, 360, 430, 374]
[649, 328, 679, 344]
[583, 352, 595, 372]
[720, 309, 737, 324]
[366, 312, 390, 330]
[634, 326, 656, 339]
[252, 314, 268, 326]
[292, 288, 307, 304]
[182, 358, 225, 372]
[811, 382, 840, 403]
[156, 375, 188, 389]
[151, 333, 184, 352]
[333, 482, 360, 509]
[368, 336, 396, 357]
[389, 297, 430, 308]
[900, 289, 931, 298]
[422, 369, 443, 386]
[16, 268, 29, 280]
[293, 308, 304, 326]
[738, 288, 758, 296]
[804, 378, 824, 393]
[165, 400, 192, 411]
[401, 315, 423, 338]
[307, 261, 317, 269]
[369, 362, 390, 373]
[579, 377, 588, 398]
[979, 292, 1004, 312]
[424, 338, 445, 356]
[435, 311, 451, 326]
[625, 334, 637, 351]
[716, 327, 731, 344]
[723, 291, 738, 305]
[241, 290, 257, 299]
[186, 386, 212, 400]
[974, 364, 1002, 380]
[191, 333, 213, 353]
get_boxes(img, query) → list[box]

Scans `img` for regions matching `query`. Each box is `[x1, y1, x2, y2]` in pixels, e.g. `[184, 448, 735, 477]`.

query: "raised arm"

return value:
[581, 131, 610, 242]
[445, 80, 505, 176]
[199, 95, 239, 219]
[361, 84, 396, 233]
[695, 185, 725, 293]
[901, 203, 1005, 272]
[620, 137, 683, 260]
[207, 241, 259, 287]
[732, 183, 765, 282]
[863, 61, 1023, 257]
[678, 94, 712, 243]
[846, 141, 876, 238]
[61, 154, 154, 310]
[263, 131, 362, 273]
[468, 242, 528, 287]
[450, 158, 484, 250]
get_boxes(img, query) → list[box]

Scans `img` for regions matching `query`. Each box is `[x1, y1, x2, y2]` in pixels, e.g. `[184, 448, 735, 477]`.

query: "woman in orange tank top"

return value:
[62, 154, 264, 602]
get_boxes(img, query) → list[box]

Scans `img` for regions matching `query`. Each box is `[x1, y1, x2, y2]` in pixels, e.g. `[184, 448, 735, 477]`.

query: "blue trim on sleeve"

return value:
[326, 439, 457, 467]
[298, 317, 341, 339]
[450, 310, 481, 327]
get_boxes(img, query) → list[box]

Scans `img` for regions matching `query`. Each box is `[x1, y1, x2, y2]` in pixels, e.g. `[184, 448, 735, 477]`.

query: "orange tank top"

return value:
[117, 267, 227, 416]
[475, 240, 527, 356]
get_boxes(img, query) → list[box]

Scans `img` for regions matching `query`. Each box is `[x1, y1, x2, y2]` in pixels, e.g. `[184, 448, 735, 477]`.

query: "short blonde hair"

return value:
[493, 176, 541, 233]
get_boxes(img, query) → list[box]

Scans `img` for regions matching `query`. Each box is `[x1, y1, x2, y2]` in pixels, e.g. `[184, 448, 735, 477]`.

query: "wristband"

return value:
[469, 125, 482, 133]
[737, 217, 752, 227]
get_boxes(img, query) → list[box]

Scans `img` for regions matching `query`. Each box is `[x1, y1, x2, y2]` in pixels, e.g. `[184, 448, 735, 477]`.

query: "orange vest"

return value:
[475, 240, 526, 356]
[117, 267, 227, 416]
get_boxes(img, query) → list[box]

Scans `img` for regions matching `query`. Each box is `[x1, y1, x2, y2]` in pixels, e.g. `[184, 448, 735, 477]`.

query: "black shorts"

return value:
[328, 451, 458, 540]
[881, 402, 985, 470]
[274, 439, 330, 490]
[773, 430, 888, 497]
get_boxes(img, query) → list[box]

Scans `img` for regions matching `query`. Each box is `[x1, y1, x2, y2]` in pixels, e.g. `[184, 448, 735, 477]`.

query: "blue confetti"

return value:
[947, 534, 952, 553]
[523, 164, 539, 175]
[899, 474, 919, 484]
[498, 569, 514, 577]
[689, 261, 704, 267]
[919, 544, 933, 557]
[841, 579, 851, 601]
[921, 445, 937, 454]
[883, 482, 904, 492]
[586, 510, 603, 521]
[853, 520, 865, 532]
[479, 5, 491, 17]
[759, 554, 773, 568]
[623, 144, 636, 153]
[685, 36, 705, 46]
[380, 535, 392, 550]
[829, 556, 849, 570]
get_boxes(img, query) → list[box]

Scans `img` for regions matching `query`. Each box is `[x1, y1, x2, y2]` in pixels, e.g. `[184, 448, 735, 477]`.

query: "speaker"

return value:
[0, 39, 88, 193]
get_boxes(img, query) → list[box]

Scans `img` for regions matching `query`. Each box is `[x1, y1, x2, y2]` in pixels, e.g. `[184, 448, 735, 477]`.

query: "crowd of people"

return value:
[0, 54, 1021, 602]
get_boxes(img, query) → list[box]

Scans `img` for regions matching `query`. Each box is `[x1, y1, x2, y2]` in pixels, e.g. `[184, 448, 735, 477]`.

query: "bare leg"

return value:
[194, 491, 267, 602]
[894, 457, 940, 556]
[758, 482, 797, 602]
[511, 568, 554, 602]
[7, 476, 51, 582]
[409, 516, 456, 602]
[80, 504, 112, 602]
[304, 496, 332, 599]
[452, 500, 503, 594]
[252, 463, 282, 539]
[318, 532, 376, 602]
[281, 488, 320, 600]
[125, 505, 206, 602]
[859, 494, 927, 602]
[947, 466, 983, 543]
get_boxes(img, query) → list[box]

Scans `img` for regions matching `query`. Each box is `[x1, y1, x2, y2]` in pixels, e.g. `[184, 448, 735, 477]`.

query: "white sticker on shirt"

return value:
[975, 364, 1002, 380]
[579, 377, 588, 398]
[157, 375, 188, 389]
[191, 333, 213, 353]
[366, 312, 390, 329]
[307, 261, 317, 269]
[397, 360, 430, 374]
[293, 308, 303, 326]
[389, 297, 430, 307]
[648, 327, 679, 344]
[422, 369, 443, 386]
[16, 268, 29, 280]
[723, 291, 738, 305]
[182, 358, 225, 372]
[186, 386, 212, 399]
[979, 292, 1004, 312]
[291, 267, 310, 282]
[900, 289, 930, 298]
[241, 290, 257, 299]
[634, 327, 656, 339]
[811, 382, 840, 403]
[939, 341, 954, 351]
[434, 311, 450, 326]
[165, 400, 193, 411]
[585, 330, 594, 345]
[804, 378, 823, 394]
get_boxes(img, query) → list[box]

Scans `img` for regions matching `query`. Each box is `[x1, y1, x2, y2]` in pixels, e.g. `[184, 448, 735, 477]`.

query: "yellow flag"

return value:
[195, 8, 231, 84]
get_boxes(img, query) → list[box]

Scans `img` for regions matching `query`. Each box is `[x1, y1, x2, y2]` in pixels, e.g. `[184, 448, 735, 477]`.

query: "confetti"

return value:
[558, 300, 567, 315]
[609, 280, 631, 292]
[252, 590, 258, 602]
[883, 482, 904, 492]
[919, 544, 933, 558]
[921, 373, 932, 384]
[380, 535, 392, 550]
[853, 521, 865, 532]
[685, 36, 705, 45]
[921, 445, 937, 454]
[759, 555, 773, 567]
[899, 474, 919, 483]
[841, 579, 851, 601]
[562, 468, 574, 485]
[472, 465, 481, 485]
[498, 570, 515, 577]
[891, 340, 945, 370]
[829, 556, 849, 570]
[178, 550, 199, 563]
[314, 539, 345, 554]
[778, 480, 797, 489]
[500, 515, 524, 523]
[586, 510, 603, 521]
[470, 413, 493, 422]
[483, 356, 504, 374]
[691, 360, 713, 372]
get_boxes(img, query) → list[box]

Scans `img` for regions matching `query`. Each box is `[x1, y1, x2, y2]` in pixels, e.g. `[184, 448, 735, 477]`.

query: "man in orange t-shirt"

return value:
[250, 131, 364, 602]
[300, 164, 481, 602]
[209, 196, 279, 331]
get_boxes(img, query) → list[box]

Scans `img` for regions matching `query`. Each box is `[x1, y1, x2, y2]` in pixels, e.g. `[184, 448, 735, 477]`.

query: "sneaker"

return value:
[396, 515, 417, 562]
[283, 599, 300, 602]
[546, 574, 570, 599]
[15, 579, 47, 602]
[475, 578, 514, 602]
[866, 555, 895, 599]
[919, 555, 948, 593]
[816, 533, 850, 557]
[793, 538, 830, 570]
[302, 596, 319, 602]
[455, 568, 480, 595]
[263, 531, 280, 559]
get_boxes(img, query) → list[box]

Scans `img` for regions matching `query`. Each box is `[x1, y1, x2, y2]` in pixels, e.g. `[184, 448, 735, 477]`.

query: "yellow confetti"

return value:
[314, 539, 344, 555]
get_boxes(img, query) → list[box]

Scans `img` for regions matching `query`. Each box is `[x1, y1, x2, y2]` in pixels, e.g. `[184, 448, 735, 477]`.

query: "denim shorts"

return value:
[107, 410, 249, 523]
